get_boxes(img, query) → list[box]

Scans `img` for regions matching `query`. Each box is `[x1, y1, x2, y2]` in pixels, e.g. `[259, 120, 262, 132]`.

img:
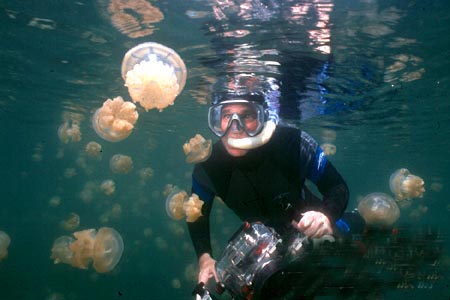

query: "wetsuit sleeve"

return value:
[301, 132, 349, 222]
[187, 166, 215, 259]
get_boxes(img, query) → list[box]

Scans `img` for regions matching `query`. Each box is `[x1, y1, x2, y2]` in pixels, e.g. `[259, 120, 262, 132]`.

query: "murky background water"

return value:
[0, 0, 449, 299]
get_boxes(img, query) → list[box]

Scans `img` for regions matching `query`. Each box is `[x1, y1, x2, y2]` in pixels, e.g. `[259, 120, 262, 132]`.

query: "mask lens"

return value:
[208, 100, 264, 137]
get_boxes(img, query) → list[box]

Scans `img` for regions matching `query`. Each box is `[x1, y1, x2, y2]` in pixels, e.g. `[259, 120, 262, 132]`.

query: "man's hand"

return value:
[291, 210, 333, 238]
[198, 253, 219, 284]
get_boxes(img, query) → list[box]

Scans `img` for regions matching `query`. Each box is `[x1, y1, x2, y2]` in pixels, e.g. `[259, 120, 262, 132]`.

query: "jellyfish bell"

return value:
[92, 227, 124, 273]
[183, 134, 212, 163]
[51, 227, 123, 273]
[183, 193, 204, 222]
[0, 231, 11, 261]
[389, 168, 425, 203]
[320, 143, 336, 156]
[109, 154, 133, 174]
[51, 235, 75, 265]
[165, 188, 188, 220]
[92, 96, 139, 142]
[85, 141, 102, 158]
[100, 179, 116, 195]
[357, 192, 400, 228]
[60, 213, 80, 231]
[121, 42, 187, 111]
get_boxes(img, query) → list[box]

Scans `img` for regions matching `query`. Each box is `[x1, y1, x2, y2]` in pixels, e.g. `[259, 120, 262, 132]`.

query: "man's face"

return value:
[220, 103, 259, 157]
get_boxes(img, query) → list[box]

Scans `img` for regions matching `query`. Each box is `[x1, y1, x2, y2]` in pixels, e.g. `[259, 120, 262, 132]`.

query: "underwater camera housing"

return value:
[193, 222, 310, 300]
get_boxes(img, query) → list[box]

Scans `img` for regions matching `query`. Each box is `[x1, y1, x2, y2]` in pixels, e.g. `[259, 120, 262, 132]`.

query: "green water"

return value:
[0, 0, 449, 299]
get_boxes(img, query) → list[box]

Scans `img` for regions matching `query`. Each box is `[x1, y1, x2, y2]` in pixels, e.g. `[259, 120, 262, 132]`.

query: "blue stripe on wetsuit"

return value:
[192, 177, 214, 203]
[309, 146, 328, 184]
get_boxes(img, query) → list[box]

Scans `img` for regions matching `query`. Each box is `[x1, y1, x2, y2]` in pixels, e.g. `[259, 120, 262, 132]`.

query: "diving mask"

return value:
[208, 100, 266, 138]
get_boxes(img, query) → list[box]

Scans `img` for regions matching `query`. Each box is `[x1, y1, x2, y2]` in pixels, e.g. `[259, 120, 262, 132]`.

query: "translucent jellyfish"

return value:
[121, 42, 187, 112]
[183, 134, 212, 163]
[100, 179, 116, 195]
[85, 141, 102, 157]
[357, 193, 400, 227]
[183, 194, 204, 222]
[50, 227, 123, 273]
[58, 121, 81, 144]
[60, 213, 80, 231]
[320, 143, 336, 156]
[110, 154, 133, 174]
[107, 0, 164, 38]
[0, 231, 11, 261]
[92, 96, 139, 142]
[165, 188, 188, 220]
[49, 196, 62, 207]
[389, 168, 425, 204]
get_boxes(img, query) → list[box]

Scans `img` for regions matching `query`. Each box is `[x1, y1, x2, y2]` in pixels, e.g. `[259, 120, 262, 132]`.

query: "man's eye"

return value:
[242, 113, 256, 120]
[222, 114, 231, 120]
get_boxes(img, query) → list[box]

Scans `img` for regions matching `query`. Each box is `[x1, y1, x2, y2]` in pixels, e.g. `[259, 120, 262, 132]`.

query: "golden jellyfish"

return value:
[92, 96, 139, 142]
[50, 227, 123, 273]
[60, 213, 80, 231]
[121, 42, 187, 112]
[85, 141, 102, 157]
[183, 134, 212, 163]
[0, 231, 11, 261]
[110, 154, 133, 174]
[183, 194, 204, 222]
[165, 189, 204, 222]
[389, 168, 425, 204]
[107, 0, 164, 38]
[58, 121, 81, 144]
[320, 143, 336, 156]
[100, 179, 116, 195]
[357, 193, 400, 227]
[165, 187, 188, 220]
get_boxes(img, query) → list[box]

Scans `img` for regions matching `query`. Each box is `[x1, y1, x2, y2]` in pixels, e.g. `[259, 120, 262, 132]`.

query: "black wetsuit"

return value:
[188, 126, 349, 259]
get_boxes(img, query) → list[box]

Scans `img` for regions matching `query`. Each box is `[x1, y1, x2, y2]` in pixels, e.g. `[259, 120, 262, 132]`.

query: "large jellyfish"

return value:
[92, 96, 139, 142]
[0, 231, 11, 261]
[183, 134, 212, 163]
[165, 188, 204, 222]
[50, 227, 123, 273]
[122, 42, 187, 111]
[109, 154, 133, 174]
[357, 193, 400, 227]
[389, 168, 425, 205]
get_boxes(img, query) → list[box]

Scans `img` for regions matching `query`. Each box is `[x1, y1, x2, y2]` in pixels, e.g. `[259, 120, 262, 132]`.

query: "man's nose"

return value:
[229, 119, 243, 132]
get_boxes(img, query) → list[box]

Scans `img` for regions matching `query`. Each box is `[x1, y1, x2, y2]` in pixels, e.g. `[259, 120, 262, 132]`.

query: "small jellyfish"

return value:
[122, 42, 187, 112]
[50, 227, 123, 273]
[320, 143, 336, 156]
[58, 121, 81, 144]
[183, 134, 212, 163]
[60, 213, 80, 231]
[358, 193, 400, 227]
[389, 168, 425, 204]
[49, 196, 62, 207]
[110, 154, 133, 174]
[0, 231, 11, 261]
[165, 188, 188, 220]
[100, 179, 116, 195]
[92, 96, 139, 142]
[183, 194, 204, 222]
[85, 141, 102, 158]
